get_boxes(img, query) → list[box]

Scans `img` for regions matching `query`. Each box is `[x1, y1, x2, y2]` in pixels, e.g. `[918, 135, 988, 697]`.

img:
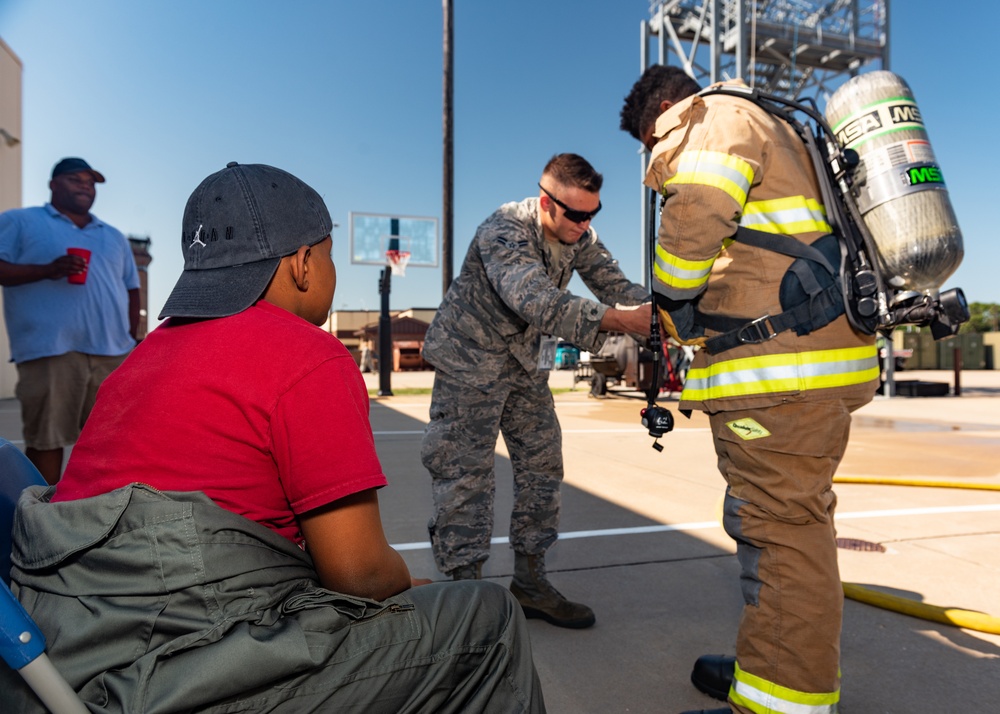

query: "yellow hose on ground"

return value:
[841, 583, 1000, 635]
[834, 476, 1000, 491]
[833, 475, 1000, 634]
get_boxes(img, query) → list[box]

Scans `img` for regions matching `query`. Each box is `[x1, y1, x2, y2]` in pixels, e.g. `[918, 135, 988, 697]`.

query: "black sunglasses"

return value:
[538, 184, 602, 224]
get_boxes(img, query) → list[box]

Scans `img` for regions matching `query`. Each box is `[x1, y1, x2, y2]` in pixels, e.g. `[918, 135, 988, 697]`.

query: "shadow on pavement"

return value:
[2, 391, 997, 713]
[368, 398, 1000, 713]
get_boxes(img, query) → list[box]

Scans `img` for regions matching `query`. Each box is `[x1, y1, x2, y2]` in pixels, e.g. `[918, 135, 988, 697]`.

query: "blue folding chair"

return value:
[0, 438, 88, 713]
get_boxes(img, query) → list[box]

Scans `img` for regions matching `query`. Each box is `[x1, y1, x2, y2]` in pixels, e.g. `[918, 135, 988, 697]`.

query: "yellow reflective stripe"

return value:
[653, 242, 718, 291]
[664, 150, 754, 206]
[741, 196, 832, 235]
[730, 661, 839, 714]
[681, 346, 879, 402]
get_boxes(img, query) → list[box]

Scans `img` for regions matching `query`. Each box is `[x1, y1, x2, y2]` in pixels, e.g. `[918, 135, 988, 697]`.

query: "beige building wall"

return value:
[983, 332, 1000, 370]
[321, 310, 379, 364]
[0, 38, 23, 399]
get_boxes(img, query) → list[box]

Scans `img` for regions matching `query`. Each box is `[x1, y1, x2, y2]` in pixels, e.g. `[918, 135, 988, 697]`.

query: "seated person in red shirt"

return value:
[3, 162, 545, 714]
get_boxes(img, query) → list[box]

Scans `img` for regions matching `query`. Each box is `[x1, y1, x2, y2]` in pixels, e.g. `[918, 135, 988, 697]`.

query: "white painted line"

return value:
[549, 521, 721, 540]
[390, 503, 1000, 551]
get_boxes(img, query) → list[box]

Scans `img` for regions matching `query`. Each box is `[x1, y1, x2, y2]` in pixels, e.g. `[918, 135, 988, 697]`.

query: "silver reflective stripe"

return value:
[740, 204, 830, 232]
[675, 153, 753, 198]
[653, 252, 713, 284]
[684, 355, 876, 393]
[732, 679, 837, 714]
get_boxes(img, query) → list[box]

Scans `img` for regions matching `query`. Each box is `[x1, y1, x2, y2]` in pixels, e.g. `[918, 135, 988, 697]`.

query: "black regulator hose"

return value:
[640, 187, 674, 451]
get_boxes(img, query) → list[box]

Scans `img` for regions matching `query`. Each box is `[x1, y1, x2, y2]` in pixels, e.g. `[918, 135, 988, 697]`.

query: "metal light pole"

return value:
[377, 219, 399, 397]
[442, 0, 454, 294]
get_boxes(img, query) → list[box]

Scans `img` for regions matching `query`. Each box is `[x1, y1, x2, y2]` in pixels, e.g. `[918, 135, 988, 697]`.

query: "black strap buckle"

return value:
[737, 315, 777, 344]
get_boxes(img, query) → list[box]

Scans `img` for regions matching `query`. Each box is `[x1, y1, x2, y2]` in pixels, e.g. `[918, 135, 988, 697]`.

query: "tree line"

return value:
[961, 302, 1000, 333]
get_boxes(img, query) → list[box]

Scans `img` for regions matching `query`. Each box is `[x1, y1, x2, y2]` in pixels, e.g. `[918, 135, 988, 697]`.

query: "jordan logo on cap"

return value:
[190, 224, 207, 248]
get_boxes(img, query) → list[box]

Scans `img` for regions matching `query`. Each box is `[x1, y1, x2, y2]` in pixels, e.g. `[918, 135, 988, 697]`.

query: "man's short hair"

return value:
[619, 66, 702, 141]
[541, 153, 603, 193]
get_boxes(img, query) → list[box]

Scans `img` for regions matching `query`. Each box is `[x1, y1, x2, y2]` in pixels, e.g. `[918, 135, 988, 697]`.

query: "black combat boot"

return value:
[509, 552, 595, 629]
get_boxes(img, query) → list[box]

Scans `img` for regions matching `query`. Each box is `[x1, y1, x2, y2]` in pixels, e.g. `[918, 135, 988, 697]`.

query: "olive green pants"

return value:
[4, 485, 545, 714]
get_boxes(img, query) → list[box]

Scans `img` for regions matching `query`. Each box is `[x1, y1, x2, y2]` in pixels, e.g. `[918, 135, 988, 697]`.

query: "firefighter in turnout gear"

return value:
[620, 66, 879, 714]
[421, 153, 651, 629]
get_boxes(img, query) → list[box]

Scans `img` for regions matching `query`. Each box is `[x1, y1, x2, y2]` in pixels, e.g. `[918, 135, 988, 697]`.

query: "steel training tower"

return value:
[637, 0, 890, 283]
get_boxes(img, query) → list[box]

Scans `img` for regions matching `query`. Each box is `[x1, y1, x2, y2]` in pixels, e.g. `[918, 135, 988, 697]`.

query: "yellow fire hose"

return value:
[841, 583, 1000, 635]
[833, 475, 1000, 635]
[833, 475, 1000, 492]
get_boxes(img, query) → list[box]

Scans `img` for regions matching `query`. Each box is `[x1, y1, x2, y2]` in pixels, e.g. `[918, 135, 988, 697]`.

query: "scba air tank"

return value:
[824, 71, 963, 294]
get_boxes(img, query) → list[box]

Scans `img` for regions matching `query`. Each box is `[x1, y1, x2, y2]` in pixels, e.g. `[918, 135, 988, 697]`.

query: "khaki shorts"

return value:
[16, 351, 128, 450]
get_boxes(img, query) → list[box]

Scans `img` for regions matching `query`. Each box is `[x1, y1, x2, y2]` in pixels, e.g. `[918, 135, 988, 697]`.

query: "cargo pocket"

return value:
[281, 587, 420, 668]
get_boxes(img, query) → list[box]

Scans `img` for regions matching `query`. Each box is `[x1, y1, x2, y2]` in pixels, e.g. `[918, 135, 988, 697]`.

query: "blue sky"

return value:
[1, 0, 996, 327]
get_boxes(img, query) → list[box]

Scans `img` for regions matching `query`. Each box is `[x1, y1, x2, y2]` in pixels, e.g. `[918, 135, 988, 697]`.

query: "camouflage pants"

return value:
[422, 359, 562, 575]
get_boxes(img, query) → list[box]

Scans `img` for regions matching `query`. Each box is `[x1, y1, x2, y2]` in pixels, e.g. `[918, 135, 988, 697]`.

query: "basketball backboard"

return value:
[349, 212, 439, 269]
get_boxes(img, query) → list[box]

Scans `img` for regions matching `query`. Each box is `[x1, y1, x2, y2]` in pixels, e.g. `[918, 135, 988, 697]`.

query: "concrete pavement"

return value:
[2, 365, 996, 712]
[365, 367, 1000, 713]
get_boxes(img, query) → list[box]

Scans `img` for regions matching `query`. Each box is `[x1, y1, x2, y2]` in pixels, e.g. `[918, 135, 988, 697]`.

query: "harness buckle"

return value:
[737, 315, 777, 344]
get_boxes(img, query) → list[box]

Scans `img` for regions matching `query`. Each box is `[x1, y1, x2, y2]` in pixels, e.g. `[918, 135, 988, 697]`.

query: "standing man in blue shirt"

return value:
[0, 157, 140, 483]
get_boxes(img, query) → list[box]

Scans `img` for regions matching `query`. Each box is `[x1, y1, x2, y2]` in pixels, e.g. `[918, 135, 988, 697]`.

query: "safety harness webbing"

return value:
[697, 227, 844, 354]
[683, 85, 880, 353]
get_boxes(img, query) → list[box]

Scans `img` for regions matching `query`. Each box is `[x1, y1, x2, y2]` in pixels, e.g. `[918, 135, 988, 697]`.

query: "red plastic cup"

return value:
[66, 248, 91, 285]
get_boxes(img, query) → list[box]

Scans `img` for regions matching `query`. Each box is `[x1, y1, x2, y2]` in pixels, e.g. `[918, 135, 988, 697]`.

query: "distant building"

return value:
[0, 37, 22, 398]
[322, 308, 436, 371]
[127, 236, 152, 340]
[322, 309, 380, 363]
[355, 313, 432, 372]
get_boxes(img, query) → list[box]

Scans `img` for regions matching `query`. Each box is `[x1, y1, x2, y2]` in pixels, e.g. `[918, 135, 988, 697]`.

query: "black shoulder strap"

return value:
[732, 226, 836, 275]
[693, 85, 882, 341]
[707, 85, 886, 327]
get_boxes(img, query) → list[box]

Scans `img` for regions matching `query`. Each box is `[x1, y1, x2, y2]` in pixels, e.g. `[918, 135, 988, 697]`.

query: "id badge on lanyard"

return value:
[537, 335, 558, 371]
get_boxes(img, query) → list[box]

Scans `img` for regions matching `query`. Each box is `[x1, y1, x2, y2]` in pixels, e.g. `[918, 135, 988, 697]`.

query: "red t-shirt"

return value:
[53, 301, 387, 545]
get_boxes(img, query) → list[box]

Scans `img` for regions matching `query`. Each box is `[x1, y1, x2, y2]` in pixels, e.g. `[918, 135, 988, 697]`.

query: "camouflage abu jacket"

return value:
[422, 197, 648, 391]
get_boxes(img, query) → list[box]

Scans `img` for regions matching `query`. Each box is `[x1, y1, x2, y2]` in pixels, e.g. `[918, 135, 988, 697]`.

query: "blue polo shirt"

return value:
[0, 204, 140, 363]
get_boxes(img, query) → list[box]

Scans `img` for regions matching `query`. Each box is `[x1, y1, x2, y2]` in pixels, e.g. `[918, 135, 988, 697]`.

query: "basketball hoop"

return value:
[386, 249, 411, 277]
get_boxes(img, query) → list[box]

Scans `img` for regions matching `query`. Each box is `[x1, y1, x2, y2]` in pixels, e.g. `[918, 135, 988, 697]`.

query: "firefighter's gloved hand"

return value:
[657, 301, 707, 348]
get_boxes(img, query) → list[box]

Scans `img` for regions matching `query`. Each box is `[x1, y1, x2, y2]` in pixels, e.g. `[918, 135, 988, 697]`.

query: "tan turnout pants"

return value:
[709, 396, 867, 714]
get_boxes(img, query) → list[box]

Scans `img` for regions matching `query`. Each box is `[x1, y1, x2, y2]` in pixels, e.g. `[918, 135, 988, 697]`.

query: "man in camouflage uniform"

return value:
[421, 153, 650, 629]
[620, 67, 878, 714]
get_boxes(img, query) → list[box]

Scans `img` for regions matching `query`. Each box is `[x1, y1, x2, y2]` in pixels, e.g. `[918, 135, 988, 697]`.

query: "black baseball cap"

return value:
[51, 157, 105, 183]
[159, 162, 333, 320]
